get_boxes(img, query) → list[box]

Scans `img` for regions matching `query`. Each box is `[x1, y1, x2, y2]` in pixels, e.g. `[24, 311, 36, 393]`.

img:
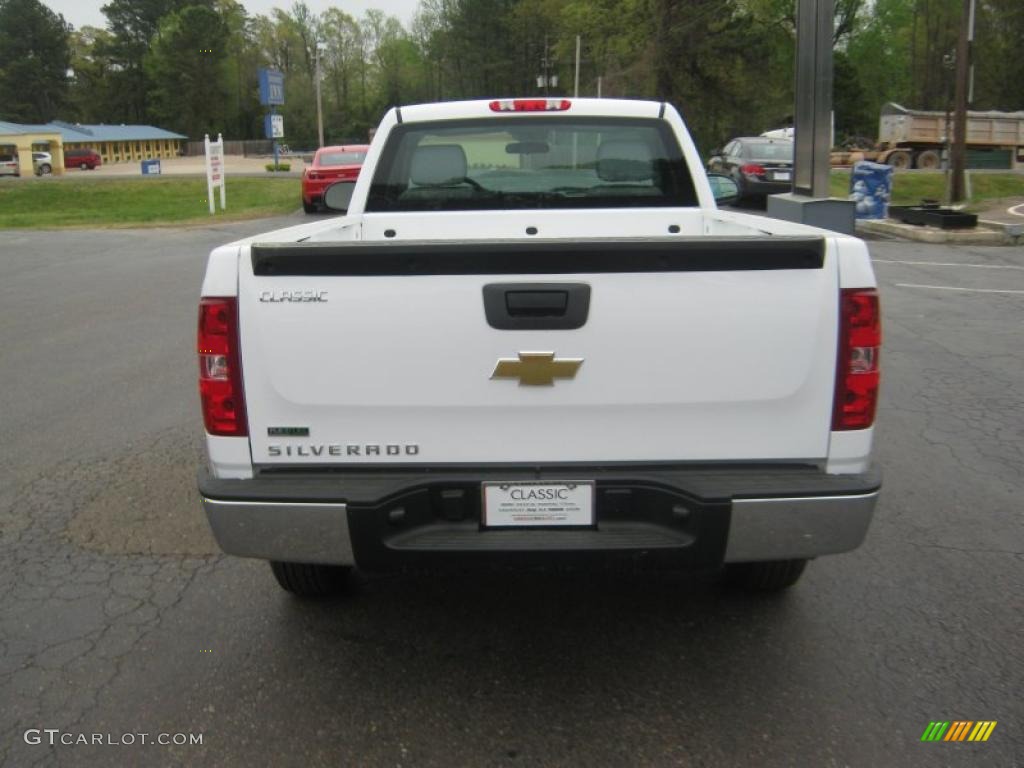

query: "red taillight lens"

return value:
[307, 170, 320, 180]
[740, 163, 766, 176]
[198, 297, 247, 436]
[489, 99, 572, 112]
[833, 288, 881, 430]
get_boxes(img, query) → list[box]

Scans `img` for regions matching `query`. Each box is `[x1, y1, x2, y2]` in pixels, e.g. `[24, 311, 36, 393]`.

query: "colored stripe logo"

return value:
[921, 721, 997, 742]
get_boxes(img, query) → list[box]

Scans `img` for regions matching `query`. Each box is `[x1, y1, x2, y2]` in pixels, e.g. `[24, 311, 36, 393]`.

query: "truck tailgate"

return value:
[238, 237, 837, 465]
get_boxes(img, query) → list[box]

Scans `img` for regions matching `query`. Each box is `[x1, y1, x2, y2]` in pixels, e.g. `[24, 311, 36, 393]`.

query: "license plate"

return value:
[774, 171, 791, 181]
[482, 481, 594, 527]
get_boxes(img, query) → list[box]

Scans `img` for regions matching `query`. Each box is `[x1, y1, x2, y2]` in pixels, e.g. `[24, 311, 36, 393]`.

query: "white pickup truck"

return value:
[197, 98, 881, 596]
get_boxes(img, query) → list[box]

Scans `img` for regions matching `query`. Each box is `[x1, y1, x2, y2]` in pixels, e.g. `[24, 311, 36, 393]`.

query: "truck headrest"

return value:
[596, 140, 655, 182]
[410, 144, 468, 185]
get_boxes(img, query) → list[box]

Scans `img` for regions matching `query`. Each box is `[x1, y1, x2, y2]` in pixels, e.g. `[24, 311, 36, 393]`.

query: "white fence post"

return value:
[218, 133, 226, 211]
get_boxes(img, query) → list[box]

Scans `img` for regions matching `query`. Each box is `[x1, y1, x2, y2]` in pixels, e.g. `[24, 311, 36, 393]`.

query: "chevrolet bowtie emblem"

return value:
[490, 351, 583, 386]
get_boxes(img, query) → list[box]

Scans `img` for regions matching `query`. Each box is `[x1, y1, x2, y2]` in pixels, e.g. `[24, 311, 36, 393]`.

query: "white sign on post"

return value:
[204, 133, 226, 215]
[269, 115, 284, 139]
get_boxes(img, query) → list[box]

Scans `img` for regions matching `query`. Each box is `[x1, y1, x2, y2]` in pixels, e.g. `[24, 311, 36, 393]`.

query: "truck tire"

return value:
[724, 559, 807, 592]
[303, 200, 317, 214]
[915, 150, 941, 170]
[270, 561, 352, 597]
[887, 150, 912, 170]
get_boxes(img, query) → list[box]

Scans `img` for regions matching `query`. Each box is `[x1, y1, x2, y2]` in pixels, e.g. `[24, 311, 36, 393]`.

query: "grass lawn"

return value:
[0, 176, 301, 229]
[829, 170, 1024, 209]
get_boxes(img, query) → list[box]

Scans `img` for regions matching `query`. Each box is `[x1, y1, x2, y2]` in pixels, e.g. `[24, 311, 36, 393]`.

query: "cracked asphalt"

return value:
[0, 217, 1021, 767]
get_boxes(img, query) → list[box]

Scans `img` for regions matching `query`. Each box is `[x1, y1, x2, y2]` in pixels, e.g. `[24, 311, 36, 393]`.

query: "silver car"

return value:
[0, 153, 20, 177]
[33, 151, 53, 175]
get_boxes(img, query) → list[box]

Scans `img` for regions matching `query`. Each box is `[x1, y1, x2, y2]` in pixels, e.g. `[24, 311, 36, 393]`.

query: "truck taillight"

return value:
[198, 297, 247, 436]
[489, 99, 571, 112]
[833, 288, 881, 430]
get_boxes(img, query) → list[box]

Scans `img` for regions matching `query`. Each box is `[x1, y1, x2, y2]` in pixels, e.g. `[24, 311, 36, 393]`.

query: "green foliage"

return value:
[145, 5, 229, 138]
[98, 0, 213, 121]
[833, 51, 873, 140]
[0, 0, 71, 122]
[265, 162, 291, 171]
[10, 0, 1024, 151]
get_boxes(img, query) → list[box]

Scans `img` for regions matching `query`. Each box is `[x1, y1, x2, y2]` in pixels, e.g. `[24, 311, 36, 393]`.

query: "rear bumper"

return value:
[740, 178, 791, 197]
[199, 464, 880, 570]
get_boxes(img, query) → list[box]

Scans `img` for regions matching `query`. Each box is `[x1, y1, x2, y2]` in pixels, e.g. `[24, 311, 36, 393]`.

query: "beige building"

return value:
[0, 120, 187, 175]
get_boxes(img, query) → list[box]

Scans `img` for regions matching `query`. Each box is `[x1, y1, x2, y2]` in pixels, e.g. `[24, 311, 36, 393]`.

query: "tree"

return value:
[0, 0, 71, 122]
[833, 49, 873, 139]
[100, 0, 213, 121]
[67, 26, 119, 123]
[145, 5, 229, 138]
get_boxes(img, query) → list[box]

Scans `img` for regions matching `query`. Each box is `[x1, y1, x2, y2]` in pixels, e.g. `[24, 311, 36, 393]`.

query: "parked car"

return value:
[33, 151, 52, 175]
[0, 153, 20, 177]
[64, 148, 102, 170]
[707, 137, 793, 202]
[301, 144, 369, 213]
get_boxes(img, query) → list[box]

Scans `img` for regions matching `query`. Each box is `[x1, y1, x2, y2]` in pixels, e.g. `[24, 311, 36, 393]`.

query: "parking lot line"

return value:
[894, 283, 1024, 294]
[873, 259, 1024, 271]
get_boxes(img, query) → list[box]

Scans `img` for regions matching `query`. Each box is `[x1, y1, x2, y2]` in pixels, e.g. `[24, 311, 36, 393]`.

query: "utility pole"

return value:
[574, 35, 581, 98]
[315, 42, 327, 148]
[951, 0, 975, 202]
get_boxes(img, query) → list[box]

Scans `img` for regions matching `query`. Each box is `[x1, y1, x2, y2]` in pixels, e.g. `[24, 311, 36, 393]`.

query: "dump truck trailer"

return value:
[832, 102, 1024, 170]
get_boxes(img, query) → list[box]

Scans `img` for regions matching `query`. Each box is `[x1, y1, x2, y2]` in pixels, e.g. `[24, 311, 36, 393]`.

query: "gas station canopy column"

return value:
[766, 0, 856, 234]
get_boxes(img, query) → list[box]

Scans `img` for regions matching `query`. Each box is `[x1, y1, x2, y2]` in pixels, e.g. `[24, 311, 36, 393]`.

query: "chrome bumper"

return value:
[202, 490, 878, 567]
[724, 492, 878, 562]
[202, 498, 355, 565]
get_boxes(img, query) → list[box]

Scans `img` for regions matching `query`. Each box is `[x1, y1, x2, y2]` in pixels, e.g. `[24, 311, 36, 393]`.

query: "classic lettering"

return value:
[510, 488, 570, 500]
[258, 290, 328, 303]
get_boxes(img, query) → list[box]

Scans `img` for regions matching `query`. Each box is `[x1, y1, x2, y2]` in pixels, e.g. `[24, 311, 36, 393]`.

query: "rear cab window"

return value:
[744, 142, 793, 162]
[366, 117, 698, 211]
[317, 151, 367, 166]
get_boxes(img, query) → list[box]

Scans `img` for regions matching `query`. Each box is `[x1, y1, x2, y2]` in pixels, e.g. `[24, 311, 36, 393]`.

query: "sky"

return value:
[46, 0, 423, 31]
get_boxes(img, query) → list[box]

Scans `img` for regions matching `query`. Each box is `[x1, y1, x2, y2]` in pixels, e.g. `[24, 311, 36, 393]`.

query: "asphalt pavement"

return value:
[0, 216, 1021, 766]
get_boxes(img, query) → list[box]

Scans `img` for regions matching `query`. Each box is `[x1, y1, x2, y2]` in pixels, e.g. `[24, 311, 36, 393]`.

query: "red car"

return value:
[302, 144, 369, 213]
[64, 148, 102, 170]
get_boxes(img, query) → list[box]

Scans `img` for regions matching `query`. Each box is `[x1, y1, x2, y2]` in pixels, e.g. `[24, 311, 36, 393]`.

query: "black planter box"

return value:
[889, 206, 978, 229]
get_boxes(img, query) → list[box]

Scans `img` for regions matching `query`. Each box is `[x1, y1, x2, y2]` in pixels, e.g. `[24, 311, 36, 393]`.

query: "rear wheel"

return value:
[80, 162, 88, 170]
[270, 561, 352, 597]
[915, 150, 941, 170]
[724, 559, 807, 592]
[38, 163, 52, 175]
[302, 200, 317, 213]
[887, 150, 912, 170]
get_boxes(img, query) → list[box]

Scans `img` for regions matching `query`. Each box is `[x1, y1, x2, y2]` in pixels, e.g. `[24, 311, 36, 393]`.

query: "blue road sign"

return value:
[258, 69, 285, 106]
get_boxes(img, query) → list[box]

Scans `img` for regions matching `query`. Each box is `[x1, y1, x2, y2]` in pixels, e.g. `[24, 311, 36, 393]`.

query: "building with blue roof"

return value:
[0, 119, 188, 175]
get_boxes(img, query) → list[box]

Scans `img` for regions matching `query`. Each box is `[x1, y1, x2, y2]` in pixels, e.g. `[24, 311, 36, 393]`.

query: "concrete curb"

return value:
[855, 218, 1018, 245]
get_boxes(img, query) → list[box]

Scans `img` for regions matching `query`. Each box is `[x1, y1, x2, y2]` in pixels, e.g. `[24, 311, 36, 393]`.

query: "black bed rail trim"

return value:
[250, 236, 825, 277]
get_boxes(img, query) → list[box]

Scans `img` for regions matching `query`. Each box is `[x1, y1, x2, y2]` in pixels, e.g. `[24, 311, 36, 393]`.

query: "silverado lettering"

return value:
[267, 444, 419, 457]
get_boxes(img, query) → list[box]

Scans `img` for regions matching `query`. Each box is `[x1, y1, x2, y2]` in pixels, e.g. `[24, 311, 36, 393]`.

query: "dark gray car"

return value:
[707, 137, 793, 202]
